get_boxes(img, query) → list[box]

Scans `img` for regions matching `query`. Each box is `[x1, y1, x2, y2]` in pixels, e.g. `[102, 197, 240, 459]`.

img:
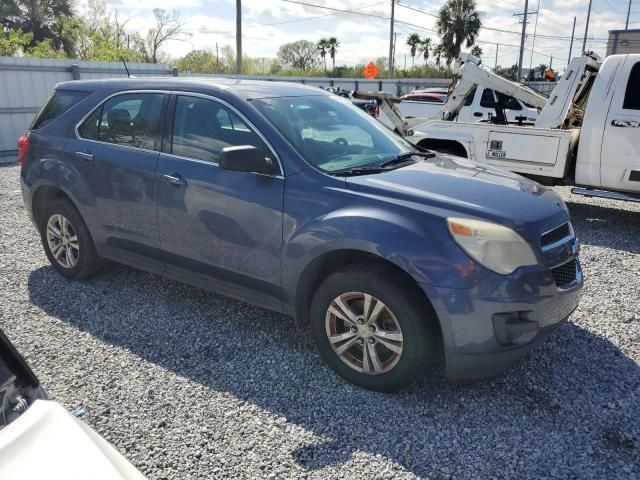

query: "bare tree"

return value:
[135, 9, 188, 63]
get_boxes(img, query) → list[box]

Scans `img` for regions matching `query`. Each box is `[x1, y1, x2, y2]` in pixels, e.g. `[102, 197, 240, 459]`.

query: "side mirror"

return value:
[219, 145, 278, 175]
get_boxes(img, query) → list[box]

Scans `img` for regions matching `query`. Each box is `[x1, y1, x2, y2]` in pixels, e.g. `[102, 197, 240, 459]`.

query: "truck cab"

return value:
[576, 54, 640, 193]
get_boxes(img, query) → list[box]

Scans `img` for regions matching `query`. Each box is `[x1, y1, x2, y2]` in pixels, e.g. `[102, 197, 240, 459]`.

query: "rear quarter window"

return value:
[31, 90, 88, 130]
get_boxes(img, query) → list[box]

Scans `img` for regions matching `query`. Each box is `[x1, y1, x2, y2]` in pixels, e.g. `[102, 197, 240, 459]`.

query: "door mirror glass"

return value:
[219, 145, 277, 174]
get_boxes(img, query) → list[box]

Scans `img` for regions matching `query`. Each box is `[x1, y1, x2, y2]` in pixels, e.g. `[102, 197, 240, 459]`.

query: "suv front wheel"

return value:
[39, 198, 103, 280]
[310, 265, 438, 392]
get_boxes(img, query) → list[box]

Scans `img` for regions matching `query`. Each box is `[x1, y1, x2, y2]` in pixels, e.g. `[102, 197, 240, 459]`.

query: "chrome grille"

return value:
[541, 222, 572, 249]
[551, 259, 577, 287]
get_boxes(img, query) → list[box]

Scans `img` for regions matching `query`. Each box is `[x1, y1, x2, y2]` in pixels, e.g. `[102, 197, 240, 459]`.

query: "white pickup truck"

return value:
[385, 53, 640, 203]
[396, 86, 539, 123]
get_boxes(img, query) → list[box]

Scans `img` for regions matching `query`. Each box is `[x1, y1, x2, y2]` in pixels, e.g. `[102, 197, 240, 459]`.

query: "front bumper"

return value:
[421, 260, 583, 382]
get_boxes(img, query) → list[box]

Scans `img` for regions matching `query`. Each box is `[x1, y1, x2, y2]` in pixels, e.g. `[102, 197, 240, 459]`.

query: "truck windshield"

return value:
[251, 95, 415, 173]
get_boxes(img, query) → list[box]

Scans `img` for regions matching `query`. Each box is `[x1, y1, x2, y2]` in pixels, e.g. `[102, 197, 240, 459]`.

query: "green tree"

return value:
[317, 38, 330, 72]
[406, 33, 421, 67]
[277, 40, 319, 69]
[436, 0, 481, 65]
[1, 0, 74, 54]
[496, 64, 518, 81]
[420, 37, 432, 65]
[470, 45, 483, 57]
[327, 37, 339, 69]
[0, 28, 32, 56]
[177, 49, 217, 73]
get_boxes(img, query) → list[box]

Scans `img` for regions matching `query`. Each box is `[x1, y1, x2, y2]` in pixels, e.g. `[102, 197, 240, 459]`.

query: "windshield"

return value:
[251, 95, 415, 173]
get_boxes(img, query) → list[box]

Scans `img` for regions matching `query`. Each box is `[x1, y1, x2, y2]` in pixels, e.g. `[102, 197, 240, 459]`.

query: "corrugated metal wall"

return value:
[0, 57, 173, 162]
[0, 56, 557, 164]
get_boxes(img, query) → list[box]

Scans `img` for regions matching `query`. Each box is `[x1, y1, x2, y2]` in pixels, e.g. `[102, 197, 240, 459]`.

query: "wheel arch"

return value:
[293, 249, 440, 337]
[31, 184, 77, 228]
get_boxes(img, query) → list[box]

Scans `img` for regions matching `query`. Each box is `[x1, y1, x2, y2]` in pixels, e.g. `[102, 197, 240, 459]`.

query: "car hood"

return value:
[344, 155, 568, 232]
[0, 400, 146, 479]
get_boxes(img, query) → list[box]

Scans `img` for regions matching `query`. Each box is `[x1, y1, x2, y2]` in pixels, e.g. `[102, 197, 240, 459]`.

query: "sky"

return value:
[77, 0, 640, 71]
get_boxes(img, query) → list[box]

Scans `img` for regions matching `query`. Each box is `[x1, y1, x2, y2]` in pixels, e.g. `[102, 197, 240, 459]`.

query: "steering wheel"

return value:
[332, 137, 349, 152]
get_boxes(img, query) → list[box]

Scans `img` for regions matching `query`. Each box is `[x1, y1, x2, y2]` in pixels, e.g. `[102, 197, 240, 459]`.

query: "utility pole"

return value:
[236, 0, 242, 74]
[582, 0, 593, 54]
[388, 0, 395, 78]
[528, 0, 541, 71]
[626, 0, 633, 29]
[550, 55, 553, 70]
[216, 43, 220, 73]
[568, 16, 576, 67]
[495, 43, 499, 70]
[517, 0, 529, 83]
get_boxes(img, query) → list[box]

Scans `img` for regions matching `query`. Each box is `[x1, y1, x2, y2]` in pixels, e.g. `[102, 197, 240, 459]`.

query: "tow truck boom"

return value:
[441, 53, 548, 120]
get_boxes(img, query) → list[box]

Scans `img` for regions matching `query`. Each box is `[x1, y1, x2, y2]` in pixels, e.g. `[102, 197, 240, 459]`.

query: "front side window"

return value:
[252, 95, 415, 173]
[496, 92, 523, 110]
[623, 62, 640, 110]
[78, 93, 164, 151]
[171, 96, 268, 163]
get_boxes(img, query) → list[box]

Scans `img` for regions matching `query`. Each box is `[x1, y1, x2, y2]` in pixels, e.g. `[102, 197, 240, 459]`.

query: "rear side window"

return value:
[623, 62, 640, 110]
[480, 89, 496, 108]
[78, 93, 165, 151]
[32, 90, 88, 129]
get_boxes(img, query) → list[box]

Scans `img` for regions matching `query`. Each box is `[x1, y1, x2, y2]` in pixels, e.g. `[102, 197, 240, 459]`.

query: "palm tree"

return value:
[436, 0, 481, 65]
[317, 38, 330, 72]
[433, 43, 445, 67]
[420, 37, 432, 65]
[406, 33, 421, 67]
[327, 37, 339, 70]
[470, 45, 483, 57]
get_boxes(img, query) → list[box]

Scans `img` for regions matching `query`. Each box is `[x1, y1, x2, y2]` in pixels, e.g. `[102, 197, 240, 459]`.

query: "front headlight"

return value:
[447, 217, 538, 275]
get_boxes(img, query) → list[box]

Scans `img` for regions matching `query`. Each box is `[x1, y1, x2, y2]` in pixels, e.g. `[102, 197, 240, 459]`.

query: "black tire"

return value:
[310, 264, 439, 392]
[38, 198, 103, 280]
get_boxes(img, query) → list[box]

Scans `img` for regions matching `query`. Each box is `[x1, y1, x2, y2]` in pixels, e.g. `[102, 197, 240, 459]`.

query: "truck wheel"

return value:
[310, 264, 438, 392]
[39, 198, 103, 280]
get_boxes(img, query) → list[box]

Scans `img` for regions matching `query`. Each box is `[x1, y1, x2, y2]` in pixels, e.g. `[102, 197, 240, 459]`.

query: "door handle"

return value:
[161, 173, 187, 187]
[75, 151, 94, 162]
[611, 119, 640, 128]
[474, 112, 483, 117]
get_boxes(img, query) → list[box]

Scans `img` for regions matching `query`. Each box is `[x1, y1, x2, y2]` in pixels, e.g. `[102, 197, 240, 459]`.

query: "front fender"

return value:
[282, 205, 488, 308]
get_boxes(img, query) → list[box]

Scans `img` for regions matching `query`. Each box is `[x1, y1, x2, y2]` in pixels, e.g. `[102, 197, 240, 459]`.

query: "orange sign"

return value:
[363, 62, 379, 79]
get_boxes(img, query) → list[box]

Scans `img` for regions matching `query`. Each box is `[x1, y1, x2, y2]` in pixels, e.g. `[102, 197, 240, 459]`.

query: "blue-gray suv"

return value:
[19, 78, 583, 391]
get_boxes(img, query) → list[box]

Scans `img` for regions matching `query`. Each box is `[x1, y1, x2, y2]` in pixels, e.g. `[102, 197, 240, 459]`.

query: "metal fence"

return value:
[0, 56, 556, 163]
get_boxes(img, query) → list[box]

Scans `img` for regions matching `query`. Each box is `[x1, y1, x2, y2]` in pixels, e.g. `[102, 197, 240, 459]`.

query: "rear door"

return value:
[601, 58, 640, 193]
[155, 93, 284, 310]
[70, 91, 167, 271]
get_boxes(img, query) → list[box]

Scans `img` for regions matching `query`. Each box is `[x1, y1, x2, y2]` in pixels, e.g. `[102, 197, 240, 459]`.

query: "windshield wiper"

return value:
[379, 151, 436, 168]
[333, 151, 437, 177]
[333, 166, 390, 177]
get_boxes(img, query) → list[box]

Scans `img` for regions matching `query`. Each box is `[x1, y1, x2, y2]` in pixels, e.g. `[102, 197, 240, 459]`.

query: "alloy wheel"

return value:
[46, 214, 79, 269]
[325, 291, 404, 375]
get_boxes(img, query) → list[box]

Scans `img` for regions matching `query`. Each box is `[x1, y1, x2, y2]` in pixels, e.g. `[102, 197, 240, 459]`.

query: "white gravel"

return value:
[1, 163, 639, 479]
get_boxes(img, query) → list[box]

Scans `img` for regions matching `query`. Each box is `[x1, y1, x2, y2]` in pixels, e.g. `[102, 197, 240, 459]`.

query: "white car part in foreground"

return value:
[0, 400, 146, 480]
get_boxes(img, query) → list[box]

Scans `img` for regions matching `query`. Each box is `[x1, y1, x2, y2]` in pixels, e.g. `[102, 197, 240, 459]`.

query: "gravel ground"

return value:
[1, 162, 639, 479]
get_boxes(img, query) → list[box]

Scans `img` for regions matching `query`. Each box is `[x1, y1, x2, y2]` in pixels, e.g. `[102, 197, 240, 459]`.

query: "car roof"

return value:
[55, 77, 330, 100]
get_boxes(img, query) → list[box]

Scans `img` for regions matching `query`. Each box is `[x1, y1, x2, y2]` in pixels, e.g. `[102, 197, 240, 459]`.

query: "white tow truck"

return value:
[358, 53, 640, 203]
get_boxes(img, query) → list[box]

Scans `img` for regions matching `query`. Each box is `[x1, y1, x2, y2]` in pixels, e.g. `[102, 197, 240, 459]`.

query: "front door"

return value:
[601, 58, 640, 193]
[70, 91, 166, 270]
[156, 94, 284, 310]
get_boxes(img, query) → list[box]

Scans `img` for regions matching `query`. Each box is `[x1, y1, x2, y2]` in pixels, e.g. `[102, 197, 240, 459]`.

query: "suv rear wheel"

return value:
[39, 198, 103, 280]
[310, 264, 438, 392]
